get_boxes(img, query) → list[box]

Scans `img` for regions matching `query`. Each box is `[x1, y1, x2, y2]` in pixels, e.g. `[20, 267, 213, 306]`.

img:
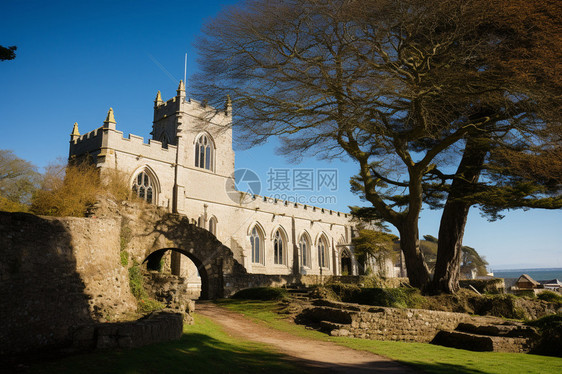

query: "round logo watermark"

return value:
[225, 168, 261, 204]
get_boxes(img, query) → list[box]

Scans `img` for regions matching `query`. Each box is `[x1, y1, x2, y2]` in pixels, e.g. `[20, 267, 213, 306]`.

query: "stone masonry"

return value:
[300, 300, 540, 353]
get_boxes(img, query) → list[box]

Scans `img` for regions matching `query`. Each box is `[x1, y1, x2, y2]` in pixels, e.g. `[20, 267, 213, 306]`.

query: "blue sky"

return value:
[1, 0, 560, 270]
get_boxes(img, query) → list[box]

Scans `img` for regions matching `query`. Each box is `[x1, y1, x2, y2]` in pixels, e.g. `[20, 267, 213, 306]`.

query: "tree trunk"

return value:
[399, 221, 431, 290]
[432, 199, 471, 293]
[432, 136, 489, 293]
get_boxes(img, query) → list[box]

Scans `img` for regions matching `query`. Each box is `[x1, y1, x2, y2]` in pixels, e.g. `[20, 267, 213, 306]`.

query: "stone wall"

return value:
[72, 311, 183, 351]
[0, 212, 136, 355]
[221, 274, 409, 298]
[302, 300, 480, 343]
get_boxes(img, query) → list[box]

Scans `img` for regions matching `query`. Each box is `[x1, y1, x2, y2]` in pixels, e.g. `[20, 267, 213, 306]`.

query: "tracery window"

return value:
[273, 230, 285, 265]
[195, 134, 214, 171]
[318, 236, 329, 268]
[132, 171, 154, 204]
[250, 226, 264, 264]
[299, 234, 311, 267]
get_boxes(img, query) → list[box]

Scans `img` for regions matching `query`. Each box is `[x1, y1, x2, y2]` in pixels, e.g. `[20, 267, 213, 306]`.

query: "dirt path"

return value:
[196, 302, 419, 374]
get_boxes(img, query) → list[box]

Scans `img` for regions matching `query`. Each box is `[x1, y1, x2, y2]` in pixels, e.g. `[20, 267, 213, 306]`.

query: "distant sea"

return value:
[492, 268, 562, 281]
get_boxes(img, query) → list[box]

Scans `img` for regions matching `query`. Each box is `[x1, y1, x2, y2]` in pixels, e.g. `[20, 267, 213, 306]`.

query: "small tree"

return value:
[0, 150, 39, 212]
[352, 229, 398, 277]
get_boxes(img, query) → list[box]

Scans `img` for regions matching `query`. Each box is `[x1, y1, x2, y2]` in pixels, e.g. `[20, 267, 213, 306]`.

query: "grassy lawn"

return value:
[26, 314, 303, 374]
[216, 299, 562, 374]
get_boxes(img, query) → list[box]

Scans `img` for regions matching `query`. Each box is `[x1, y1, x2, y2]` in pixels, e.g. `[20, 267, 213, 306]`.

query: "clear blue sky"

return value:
[1, 0, 560, 270]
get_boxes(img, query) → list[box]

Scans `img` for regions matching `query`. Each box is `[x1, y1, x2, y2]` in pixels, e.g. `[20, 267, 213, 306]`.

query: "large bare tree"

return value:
[193, 0, 561, 292]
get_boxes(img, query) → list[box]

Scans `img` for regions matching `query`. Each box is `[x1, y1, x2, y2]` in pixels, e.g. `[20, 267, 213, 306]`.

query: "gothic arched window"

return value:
[132, 171, 154, 204]
[273, 230, 285, 265]
[250, 226, 264, 264]
[318, 236, 329, 268]
[209, 216, 217, 236]
[299, 234, 311, 268]
[195, 134, 214, 171]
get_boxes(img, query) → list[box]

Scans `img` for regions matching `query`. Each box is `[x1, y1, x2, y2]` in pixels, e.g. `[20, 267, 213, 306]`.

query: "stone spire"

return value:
[103, 107, 116, 130]
[154, 90, 163, 106]
[225, 94, 232, 115]
[70, 122, 80, 141]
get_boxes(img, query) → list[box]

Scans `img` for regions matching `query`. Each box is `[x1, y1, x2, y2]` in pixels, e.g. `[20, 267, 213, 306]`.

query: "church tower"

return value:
[150, 81, 235, 212]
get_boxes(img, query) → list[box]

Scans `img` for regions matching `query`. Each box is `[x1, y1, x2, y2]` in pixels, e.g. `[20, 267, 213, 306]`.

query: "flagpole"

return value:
[184, 53, 187, 86]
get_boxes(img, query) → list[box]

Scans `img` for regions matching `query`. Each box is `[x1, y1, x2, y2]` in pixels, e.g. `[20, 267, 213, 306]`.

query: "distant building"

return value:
[510, 274, 561, 294]
[512, 274, 541, 291]
[539, 279, 562, 292]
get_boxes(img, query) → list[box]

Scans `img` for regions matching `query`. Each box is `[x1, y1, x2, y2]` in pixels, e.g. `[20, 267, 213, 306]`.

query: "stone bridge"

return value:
[0, 201, 348, 356]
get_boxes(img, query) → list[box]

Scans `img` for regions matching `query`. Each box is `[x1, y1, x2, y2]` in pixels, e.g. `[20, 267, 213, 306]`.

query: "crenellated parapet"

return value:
[100, 131, 178, 165]
[69, 108, 178, 165]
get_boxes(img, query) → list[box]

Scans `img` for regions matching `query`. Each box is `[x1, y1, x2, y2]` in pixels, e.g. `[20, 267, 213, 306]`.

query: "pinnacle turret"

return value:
[154, 90, 163, 106]
[70, 122, 80, 141]
[103, 107, 116, 130]
[177, 80, 185, 93]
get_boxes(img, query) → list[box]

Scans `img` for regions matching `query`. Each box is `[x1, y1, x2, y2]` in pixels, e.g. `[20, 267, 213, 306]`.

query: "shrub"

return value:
[527, 313, 562, 330]
[138, 298, 165, 313]
[538, 290, 562, 304]
[0, 196, 29, 212]
[470, 294, 527, 319]
[128, 264, 148, 300]
[326, 283, 361, 302]
[354, 288, 424, 308]
[324, 284, 424, 309]
[527, 313, 562, 357]
[30, 162, 132, 217]
[128, 263, 164, 313]
[232, 287, 288, 301]
[31, 162, 100, 217]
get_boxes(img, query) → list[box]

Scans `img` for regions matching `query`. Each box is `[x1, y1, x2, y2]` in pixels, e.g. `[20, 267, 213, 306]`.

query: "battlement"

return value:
[225, 191, 350, 225]
[69, 126, 104, 158]
[69, 124, 177, 164]
[153, 95, 231, 125]
[73, 127, 103, 143]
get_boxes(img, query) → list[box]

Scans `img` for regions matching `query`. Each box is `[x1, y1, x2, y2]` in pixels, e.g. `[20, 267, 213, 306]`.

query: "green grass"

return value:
[216, 299, 562, 374]
[26, 314, 304, 374]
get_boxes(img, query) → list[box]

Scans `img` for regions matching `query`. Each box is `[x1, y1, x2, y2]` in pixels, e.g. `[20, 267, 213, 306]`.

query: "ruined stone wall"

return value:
[0, 212, 136, 355]
[303, 300, 476, 343]
[72, 311, 183, 351]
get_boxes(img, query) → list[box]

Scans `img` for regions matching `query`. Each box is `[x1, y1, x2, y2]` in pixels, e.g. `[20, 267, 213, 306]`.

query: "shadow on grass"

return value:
[24, 332, 300, 374]
[403, 362, 489, 374]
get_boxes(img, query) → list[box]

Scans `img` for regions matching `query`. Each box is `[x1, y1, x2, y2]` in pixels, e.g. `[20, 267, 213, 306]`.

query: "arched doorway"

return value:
[143, 248, 210, 300]
[341, 249, 352, 276]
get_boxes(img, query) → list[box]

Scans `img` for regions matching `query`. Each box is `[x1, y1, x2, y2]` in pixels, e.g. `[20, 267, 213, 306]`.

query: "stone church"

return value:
[68, 81, 378, 280]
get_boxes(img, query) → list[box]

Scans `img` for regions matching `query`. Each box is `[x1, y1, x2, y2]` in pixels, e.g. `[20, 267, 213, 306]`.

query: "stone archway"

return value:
[341, 248, 352, 276]
[143, 248, 210, 299]
[124, 210, 248, 299]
